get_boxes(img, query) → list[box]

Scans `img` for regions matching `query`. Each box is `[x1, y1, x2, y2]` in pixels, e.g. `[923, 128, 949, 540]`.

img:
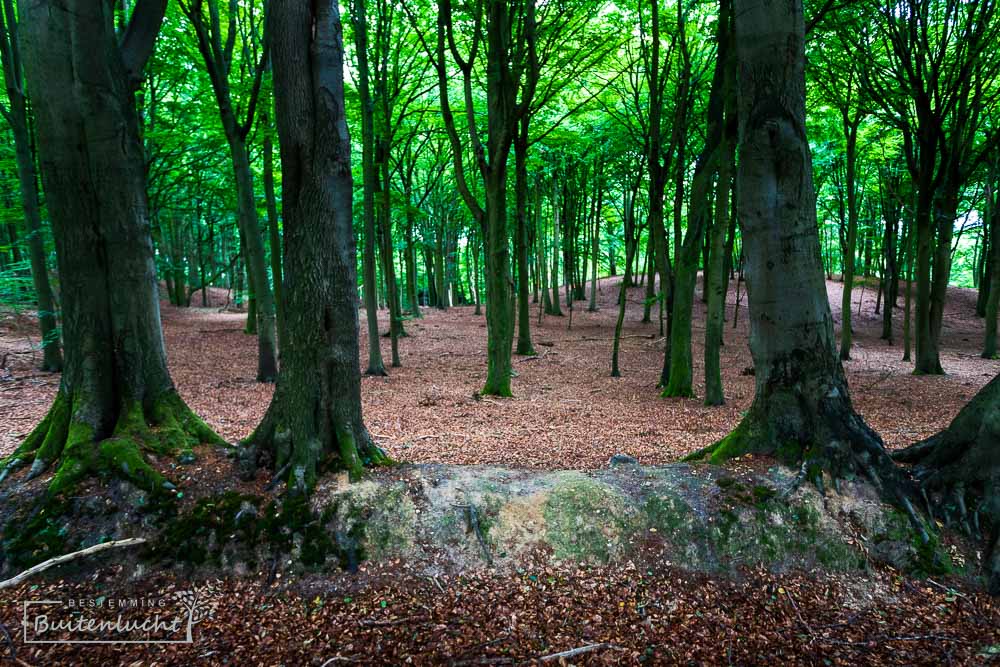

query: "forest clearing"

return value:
[0, 0, 999, 663]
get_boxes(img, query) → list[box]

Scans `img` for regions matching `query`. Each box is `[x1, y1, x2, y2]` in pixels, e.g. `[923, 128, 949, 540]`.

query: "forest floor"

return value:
[2, 273, 997, 462]
[0, 276, 998, 665]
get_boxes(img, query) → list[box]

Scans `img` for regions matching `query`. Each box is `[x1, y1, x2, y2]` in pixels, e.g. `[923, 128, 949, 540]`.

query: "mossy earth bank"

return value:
[1, 460, 980, 589]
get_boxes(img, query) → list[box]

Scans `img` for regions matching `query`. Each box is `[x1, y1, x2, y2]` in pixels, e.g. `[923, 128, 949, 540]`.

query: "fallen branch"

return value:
[538, 643, 623, 662]
[0, 538, 147, 590]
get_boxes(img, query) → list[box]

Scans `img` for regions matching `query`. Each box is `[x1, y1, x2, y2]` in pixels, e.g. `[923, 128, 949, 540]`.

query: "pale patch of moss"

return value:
[316, 480, 416, 559]
[543, 474, 635, 563]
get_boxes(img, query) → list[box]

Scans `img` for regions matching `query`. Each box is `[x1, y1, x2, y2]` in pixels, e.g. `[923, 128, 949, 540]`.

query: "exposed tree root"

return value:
[685, 392, 928, 541]
[239, 400, 391, 494]
[894, 374, 1000, 593]
[0, 390, 226, 496]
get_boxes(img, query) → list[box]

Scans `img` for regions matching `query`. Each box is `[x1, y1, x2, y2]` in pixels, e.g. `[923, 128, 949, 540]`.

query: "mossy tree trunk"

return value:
[248, 0, 390, 493]
[689, 0, 911, 512]
[0, 0, 225, 496]
[894, 373, 1000, 594]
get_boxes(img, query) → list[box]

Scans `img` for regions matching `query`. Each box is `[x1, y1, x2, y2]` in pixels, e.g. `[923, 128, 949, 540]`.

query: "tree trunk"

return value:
[514, 126, 535, 355]
[690, 0, 907, 505]
[404, 191, 422, 319]
[839, 123, 860, 361]
[3, 99, 62, 371]
[351, 0, 387, 376]
[588, 159, 602, 313]
[880, 181, 900, 344]
[549, 185, 563, 316]
[704, 2, 735, 406]
[1, 0, 223, 495]
[263, 113, 286, 353]
[377, 137, 403, 367]
[664, 1, 729, 398]
[482, 167, 515, 396]
[229, 136, 277, 380]
[984, 182, 999, 359]
[913, 162, 943, 374]
[0, 3, 63, 375]
[247, 0, 390, 491]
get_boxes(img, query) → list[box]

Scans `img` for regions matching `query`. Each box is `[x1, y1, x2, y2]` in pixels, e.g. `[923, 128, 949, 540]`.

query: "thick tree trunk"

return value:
[691, 0, 908, 507]
[1, 0, 223, 495]
[248, 0, 389, 491]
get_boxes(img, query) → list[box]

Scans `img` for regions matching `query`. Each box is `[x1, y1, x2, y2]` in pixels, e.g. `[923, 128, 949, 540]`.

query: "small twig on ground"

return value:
[359, 615, 430, 627]
[784, 588, 814, 639]
[0, 538, 147, 590]
[424, 575, 445, 593]
[319, 656, 362, 665]
[926, 579, 971, 601]
[538, 642, 623, 662]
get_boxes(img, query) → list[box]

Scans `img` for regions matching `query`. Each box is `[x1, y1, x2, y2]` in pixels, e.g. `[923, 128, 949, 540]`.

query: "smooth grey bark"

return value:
[248, 0, 389, 491]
